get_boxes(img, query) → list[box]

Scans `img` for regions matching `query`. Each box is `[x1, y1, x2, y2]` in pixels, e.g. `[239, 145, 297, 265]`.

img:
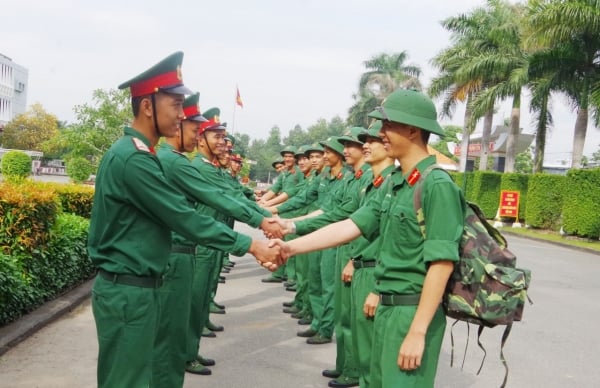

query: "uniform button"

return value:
[376, 281, 380, 285]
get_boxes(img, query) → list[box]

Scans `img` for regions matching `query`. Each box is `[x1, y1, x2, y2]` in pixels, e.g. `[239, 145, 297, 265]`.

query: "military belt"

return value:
[379, 293, 421, 306]
[171, 245, 196, 254]
[98, 269, 163, 288]
[352, 259, 376, 269]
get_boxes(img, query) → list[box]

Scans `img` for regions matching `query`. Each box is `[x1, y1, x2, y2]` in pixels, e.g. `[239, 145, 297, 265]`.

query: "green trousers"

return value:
[318, 247, 336, 338]
[334, 249, 358, 379]
[152, 251, 195, 388]
[187, 247, 219, 362]
[351, 266, 376, 388]
[293, 251, 309, 312]
[307, 250, 323, 331]
[370, 304, 446, 388]
[92, 275, 159, 388]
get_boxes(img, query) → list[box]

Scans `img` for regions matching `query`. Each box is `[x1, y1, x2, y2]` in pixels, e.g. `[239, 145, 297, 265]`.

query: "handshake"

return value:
[250, 217, 295, 272]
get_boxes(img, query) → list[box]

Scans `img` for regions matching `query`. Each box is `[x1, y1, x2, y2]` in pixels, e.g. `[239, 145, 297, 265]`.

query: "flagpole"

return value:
[232, 84, 238, 133]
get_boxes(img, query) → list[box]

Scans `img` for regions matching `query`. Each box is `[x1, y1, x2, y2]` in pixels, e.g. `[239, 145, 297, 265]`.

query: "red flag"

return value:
[236, 87, 244, 108]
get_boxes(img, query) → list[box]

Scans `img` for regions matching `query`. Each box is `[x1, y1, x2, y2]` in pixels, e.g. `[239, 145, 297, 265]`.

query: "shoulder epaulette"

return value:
[132, 138, 150, 152]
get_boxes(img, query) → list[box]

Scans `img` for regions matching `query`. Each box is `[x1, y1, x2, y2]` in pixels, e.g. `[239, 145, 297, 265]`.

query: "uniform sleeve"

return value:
[270, 175, 284, 194]
[123, 153, 252, 256]
[186, 161, 265, 228]
[421, 173, 465, 264]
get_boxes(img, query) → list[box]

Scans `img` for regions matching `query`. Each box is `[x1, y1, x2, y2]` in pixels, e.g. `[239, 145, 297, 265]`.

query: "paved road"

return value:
[0, 225, 598, 387]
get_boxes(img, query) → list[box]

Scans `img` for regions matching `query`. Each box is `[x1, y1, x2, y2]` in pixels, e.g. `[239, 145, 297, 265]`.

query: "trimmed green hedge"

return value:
[0, 213, 91, 325]
[501, 173, 529, 222]
[526, 174, 566, 230]
[469, 171, 502, 218]
[562, 168, 600, 238]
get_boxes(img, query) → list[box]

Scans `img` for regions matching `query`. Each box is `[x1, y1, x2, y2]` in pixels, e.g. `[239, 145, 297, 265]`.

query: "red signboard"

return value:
[453, 142, 495, 156]
[499, 190, 520, 218]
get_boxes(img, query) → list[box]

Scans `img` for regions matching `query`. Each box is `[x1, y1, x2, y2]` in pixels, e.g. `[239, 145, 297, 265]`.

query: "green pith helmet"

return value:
[182, 93, 208, 122]
[199, 107, 227, 135]
[358, 120, 383, 142]
[272, 160, 284, 168]
[304, 142, 325, 155]
[118, 51, 192, 97]
[280, 145, 297, 157]
[337, 126, 366, 146]
[295, 145, 310, 159]
[319, 136, 344, 157]
[368, 88, 445, 136]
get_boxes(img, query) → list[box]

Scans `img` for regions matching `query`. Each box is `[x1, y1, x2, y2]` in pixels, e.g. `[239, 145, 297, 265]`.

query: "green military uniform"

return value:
[265, 148, 304, 282]
[348, 89, 466, 388]
[186, 108, 270, 368]
[348, 162, 394, 388]
[299, 137, 347, 342]
[89, 52, 253, 388]
[295, 129, 371, 384]
[152, 92, 208, 387]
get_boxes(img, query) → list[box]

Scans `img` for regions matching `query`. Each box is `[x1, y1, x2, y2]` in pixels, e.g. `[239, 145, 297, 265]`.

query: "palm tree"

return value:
[527, 0, 600, 169]
[430, 2, 505, 172]
[348, 52, 421, 127]
[455, 0, 528, 173]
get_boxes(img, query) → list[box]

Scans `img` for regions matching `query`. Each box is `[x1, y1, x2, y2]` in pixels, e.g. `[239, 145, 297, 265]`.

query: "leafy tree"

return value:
[430, 125, 461, 160]
[1, 103, 59, 151]
[42, 88, 131, 170]
[515, 147, 533, 174]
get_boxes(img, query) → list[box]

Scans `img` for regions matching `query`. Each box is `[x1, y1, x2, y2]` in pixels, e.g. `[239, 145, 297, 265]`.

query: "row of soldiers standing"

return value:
[254, 123, 396, 388]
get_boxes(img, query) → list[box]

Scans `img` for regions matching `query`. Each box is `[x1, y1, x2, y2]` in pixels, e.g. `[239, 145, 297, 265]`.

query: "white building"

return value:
[0, 53, 28, 126]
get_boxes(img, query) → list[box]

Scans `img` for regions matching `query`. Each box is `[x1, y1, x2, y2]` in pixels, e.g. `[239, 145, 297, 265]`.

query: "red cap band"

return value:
[129, 70, 181, 97]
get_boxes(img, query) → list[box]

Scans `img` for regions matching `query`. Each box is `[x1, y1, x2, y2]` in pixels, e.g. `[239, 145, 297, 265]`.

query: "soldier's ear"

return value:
[140, 97, 154, 119]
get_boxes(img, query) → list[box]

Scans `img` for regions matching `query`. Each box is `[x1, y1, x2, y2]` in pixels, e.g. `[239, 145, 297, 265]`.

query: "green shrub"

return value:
[1, 151, 32, 183]
[0, 254, 35, 325]
[525, 174, 566, 230]
[470, 171, 502, 218]
[39, 182, 94, 218]
[562, 168, 600, 238]
[448, 171, 475, 200]
[0, 182, 60, 255]
[0, 213, 92, 325]
[66, 157, 94, 183]
[500, 173, 529, 222]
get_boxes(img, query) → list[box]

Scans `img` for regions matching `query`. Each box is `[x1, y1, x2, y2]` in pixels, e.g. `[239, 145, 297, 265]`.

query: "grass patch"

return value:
[500, 226, 600, 253]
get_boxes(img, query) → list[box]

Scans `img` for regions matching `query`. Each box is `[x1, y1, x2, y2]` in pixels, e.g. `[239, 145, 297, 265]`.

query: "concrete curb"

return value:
[502, 230, 600, 256]
[0, 278, 94, 357]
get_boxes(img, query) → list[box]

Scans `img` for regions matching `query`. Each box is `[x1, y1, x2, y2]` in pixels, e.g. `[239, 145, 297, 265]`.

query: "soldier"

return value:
[186, 107, 282, 374]
[260, 145, 304, 283]
[270, 89, 466, 388]
[88, 52, 280, 388]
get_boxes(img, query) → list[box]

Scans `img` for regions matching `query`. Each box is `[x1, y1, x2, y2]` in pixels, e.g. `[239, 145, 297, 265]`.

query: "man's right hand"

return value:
[249, 239, 283, 271]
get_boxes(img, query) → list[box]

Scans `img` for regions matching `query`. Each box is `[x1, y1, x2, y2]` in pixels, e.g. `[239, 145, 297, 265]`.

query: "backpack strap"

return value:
[412, 163, 445, 239]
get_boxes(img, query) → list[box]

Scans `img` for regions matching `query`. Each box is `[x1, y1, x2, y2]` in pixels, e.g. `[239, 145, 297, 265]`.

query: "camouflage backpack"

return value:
[414, 164, 532, 388]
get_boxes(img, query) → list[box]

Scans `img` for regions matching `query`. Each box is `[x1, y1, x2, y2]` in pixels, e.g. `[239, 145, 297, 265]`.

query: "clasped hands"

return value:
[249, 236, 293, 272]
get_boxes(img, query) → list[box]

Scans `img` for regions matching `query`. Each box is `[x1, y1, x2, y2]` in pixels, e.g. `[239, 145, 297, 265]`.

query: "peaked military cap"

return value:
[280, 145, 297, 157]
[118, 51, 192, 97]
[304, 143, 324, 154]
[183, 93, 208, 122]
[358, 120, 383, 142]
[319, 136, 344, 157]
[337, 126, 366, 146]
[198, 107, 227, 135]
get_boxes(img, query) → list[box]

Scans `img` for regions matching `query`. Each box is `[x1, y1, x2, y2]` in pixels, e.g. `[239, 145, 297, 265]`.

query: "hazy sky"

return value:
[2, 0, 599, 163]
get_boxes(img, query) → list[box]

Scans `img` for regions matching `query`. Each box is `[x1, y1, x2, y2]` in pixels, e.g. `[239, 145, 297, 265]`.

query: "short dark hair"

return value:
[131, 94, 150, 117]
[420, 129, 431, 145]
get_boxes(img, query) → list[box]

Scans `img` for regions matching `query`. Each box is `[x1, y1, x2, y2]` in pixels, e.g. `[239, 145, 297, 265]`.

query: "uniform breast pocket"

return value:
[389, 205, 421, 248]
